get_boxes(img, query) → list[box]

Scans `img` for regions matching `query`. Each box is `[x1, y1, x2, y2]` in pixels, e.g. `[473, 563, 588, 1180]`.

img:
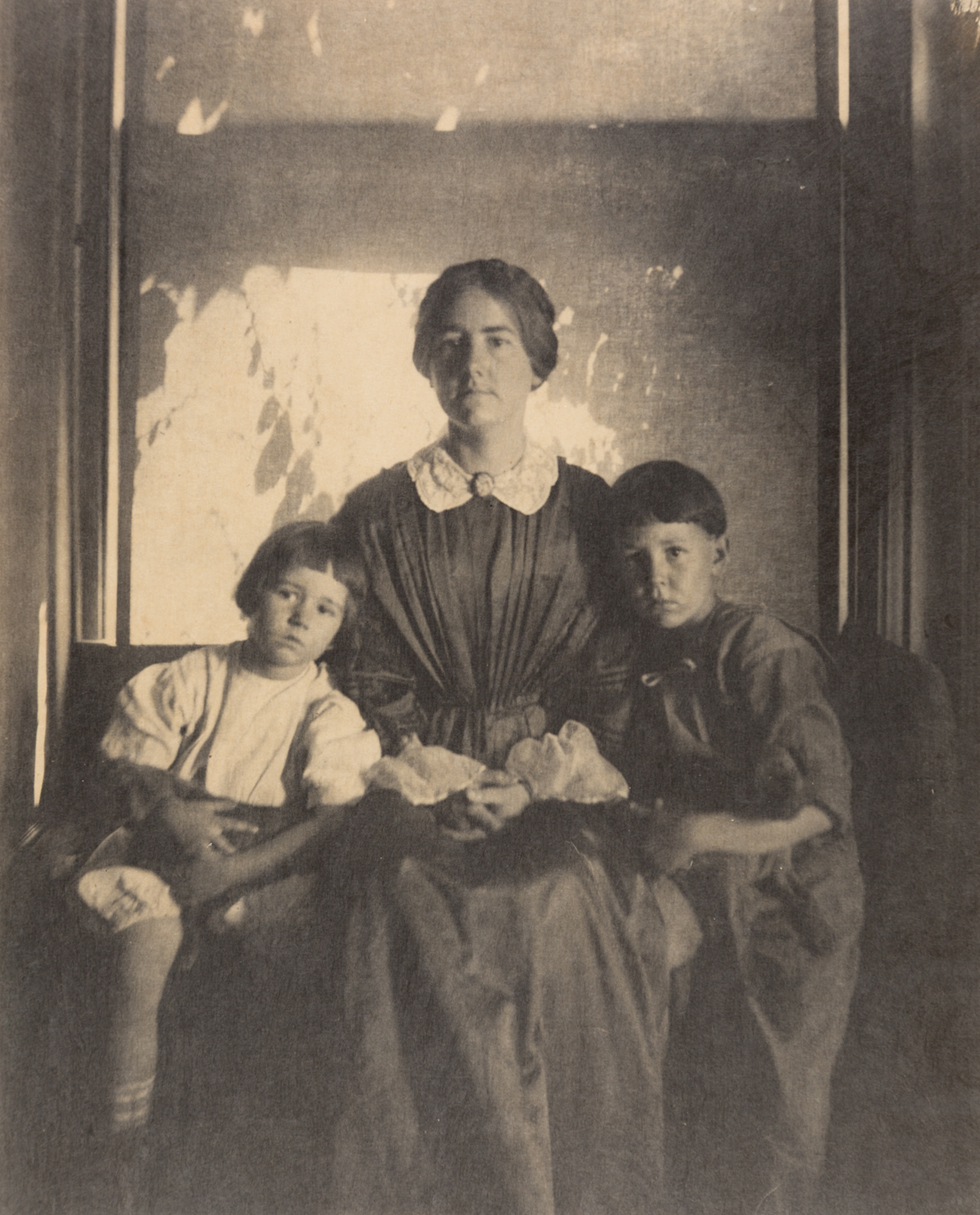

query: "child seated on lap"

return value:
[76, 521, 381, 1138]
[591, 460, 863, 1215]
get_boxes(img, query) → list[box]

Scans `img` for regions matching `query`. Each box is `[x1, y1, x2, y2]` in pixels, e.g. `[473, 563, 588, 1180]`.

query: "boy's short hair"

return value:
[611, 460, 727, 539]
[235, 520, 367, 667]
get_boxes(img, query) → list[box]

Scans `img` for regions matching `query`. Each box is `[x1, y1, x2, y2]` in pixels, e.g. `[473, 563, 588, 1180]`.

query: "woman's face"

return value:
[427, 288, 540, 435]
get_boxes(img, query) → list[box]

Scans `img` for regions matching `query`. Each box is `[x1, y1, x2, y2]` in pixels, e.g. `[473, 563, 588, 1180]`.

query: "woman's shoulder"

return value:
[337, 463, 413, 512]
[556, 457, 612, 499]
[553, 460, 613, 543]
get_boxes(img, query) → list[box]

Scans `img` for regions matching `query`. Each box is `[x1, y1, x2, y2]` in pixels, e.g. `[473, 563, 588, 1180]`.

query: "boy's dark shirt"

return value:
[585, 598, 863, 1034]
[590, 598, 851, 829]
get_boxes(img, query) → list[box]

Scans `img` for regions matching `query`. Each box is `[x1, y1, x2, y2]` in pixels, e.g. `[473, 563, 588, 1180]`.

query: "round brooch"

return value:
[471, 472, 495, 499]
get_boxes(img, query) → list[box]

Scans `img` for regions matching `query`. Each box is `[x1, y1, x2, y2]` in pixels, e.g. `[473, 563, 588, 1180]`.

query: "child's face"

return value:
[617, 520, 727, 630]
[247, 563, 348, 679]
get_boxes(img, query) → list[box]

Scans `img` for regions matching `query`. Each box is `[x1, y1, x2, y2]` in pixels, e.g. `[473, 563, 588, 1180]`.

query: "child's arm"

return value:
[99, 650, 260, 855]
[170, 689, 385, 904]
[649, 618, 848, 871]
[650, 801, 832, 872]
[169, 805, 343, 905]
[103, 757, 259, 855]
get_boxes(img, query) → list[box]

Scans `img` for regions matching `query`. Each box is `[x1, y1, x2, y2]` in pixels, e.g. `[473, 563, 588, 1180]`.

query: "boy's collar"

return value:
[636, 597, 723, 656]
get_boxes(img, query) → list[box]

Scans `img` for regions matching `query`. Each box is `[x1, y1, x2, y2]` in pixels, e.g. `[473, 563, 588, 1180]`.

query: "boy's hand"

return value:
[646, 800, 696, 874]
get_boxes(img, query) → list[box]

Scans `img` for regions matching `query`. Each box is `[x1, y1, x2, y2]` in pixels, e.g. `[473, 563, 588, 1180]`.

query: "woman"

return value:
[323, 261, 676, 1215]
[338, 258, 610, 773]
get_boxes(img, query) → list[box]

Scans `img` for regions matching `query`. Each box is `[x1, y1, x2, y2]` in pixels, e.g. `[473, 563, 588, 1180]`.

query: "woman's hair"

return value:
[235, 520, 367, 665]
[412, 259, 559, 384]
[610, 460, 728, 539]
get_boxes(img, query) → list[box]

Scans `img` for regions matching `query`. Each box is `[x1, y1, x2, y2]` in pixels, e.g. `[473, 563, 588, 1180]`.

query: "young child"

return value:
[591, 461, 864, 1215]
[76, 521, 381, 1138]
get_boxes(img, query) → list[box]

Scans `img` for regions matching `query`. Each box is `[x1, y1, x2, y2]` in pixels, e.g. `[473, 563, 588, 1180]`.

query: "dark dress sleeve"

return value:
[332, 469, 432, 752]
[565, 621, 637, 764]
[346, 592, 433, 753]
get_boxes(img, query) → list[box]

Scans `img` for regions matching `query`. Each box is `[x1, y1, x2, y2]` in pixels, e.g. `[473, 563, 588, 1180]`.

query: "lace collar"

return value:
[406, 440, 559, 515]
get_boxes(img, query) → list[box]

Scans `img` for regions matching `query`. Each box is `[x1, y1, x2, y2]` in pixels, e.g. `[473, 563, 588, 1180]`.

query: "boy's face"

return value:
[617, 520, 727, 630]
[247, 563, 348, 679]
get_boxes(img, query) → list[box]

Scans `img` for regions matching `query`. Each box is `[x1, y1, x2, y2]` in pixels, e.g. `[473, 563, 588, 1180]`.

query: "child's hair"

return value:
[235, 520, 366, 670]
[610, 460, 727, 539]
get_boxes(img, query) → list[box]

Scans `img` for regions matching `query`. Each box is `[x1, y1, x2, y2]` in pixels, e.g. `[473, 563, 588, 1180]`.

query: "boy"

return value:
[590, 460, 863, 1215]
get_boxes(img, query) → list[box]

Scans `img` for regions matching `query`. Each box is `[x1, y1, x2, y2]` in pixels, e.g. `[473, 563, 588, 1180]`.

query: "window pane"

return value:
[129, 267, 620, 643]
[144, 0, 816, 128]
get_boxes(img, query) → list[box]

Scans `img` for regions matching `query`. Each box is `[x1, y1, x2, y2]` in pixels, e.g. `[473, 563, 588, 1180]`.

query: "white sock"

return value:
[110, 1075, 155, 1132]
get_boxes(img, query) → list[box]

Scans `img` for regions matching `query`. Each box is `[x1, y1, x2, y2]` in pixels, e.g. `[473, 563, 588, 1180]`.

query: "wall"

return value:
[909, 0, 980, 751]
[127, 121, 837, 642]
[114, 0, 836, 644]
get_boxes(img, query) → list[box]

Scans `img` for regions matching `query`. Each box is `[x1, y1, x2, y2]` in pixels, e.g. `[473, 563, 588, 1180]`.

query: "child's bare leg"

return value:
[107, 916, 183, 1133]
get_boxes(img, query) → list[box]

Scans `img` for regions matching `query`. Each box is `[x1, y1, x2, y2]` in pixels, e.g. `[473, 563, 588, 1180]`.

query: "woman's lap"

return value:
[324, 794, 671, 1215]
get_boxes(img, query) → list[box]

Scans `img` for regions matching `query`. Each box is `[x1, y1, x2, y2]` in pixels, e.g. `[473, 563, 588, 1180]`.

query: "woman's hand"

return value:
[463, 770, 532, 832]
[157, 794, 258, 856]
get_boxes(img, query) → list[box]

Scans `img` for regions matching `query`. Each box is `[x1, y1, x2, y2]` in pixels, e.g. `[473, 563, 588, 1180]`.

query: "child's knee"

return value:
[115, 916, 184, 1010]
[78, 858, 182, 933]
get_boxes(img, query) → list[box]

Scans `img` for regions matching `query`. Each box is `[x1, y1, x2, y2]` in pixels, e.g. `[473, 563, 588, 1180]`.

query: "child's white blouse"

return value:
[100, 641, 381, 808]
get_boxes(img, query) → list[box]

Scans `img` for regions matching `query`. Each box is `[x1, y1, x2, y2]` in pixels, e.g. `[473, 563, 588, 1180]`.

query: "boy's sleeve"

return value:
[100, 654, 204, 772]
[727, 619, 851, 831]
[302, 692, 383, 807]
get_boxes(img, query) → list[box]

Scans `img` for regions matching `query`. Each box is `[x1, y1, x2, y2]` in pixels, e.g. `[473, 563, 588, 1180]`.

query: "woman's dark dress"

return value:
[325, 456, 672, 1215]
